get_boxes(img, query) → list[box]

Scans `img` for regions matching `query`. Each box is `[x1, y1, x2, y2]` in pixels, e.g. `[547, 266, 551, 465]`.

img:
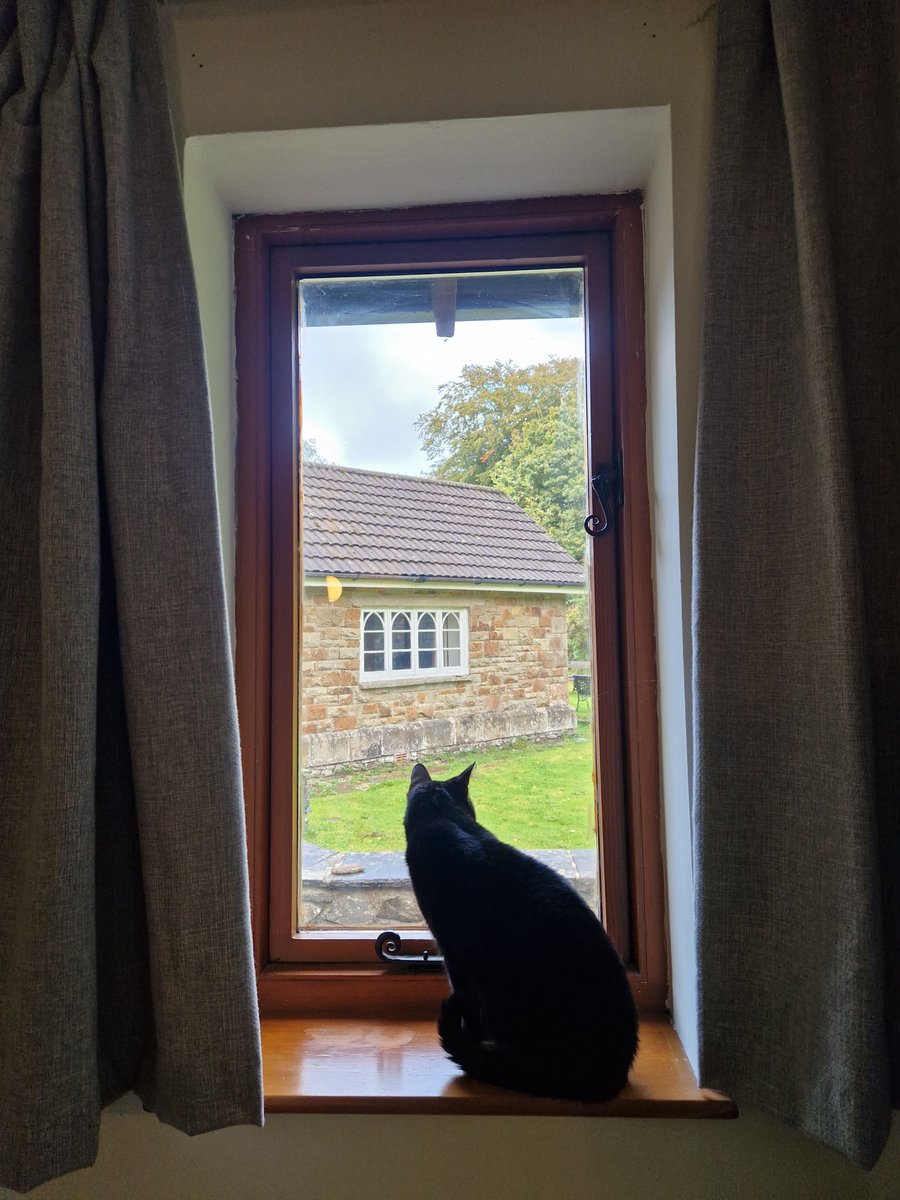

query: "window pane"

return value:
[391, 612, 412, 671]
[418, 612, 436, 669]
[362, 613, 385, 672]
[363, 612, 384, 654]
[298, 266, 597, 935]
[363, 611, 384, 633]
[442, 613, 461, 667]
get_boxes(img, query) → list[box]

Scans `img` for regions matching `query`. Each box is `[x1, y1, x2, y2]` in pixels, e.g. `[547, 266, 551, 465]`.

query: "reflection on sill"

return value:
[261, 1014, 737, 1118]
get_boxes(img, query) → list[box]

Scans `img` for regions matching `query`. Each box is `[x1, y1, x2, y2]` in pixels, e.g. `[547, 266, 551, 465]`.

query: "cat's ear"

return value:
[453, 762, 476, 793]
[410, 762, 431, 788]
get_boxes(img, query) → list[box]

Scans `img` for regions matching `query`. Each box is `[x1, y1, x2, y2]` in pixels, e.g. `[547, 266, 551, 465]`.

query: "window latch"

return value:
[584, 451, 623, 538]
[375, 930, 445, 970]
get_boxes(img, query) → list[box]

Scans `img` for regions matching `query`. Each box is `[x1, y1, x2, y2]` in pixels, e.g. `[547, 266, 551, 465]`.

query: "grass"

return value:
[304, 688, 594, 853]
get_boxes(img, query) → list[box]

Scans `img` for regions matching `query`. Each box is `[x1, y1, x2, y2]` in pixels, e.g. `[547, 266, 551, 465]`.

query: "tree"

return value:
[416, 356, 588, 663]
[302, 438, 331, 464]
[415, 356, 587, 561]
[490, 391, 586, 562]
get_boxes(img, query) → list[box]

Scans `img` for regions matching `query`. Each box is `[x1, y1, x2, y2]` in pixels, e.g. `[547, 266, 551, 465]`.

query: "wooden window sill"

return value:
[262, 1014, 737, 1118]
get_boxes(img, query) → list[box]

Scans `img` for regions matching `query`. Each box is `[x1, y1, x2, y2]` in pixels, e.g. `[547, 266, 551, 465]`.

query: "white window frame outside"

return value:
[359, 607, 469, 682]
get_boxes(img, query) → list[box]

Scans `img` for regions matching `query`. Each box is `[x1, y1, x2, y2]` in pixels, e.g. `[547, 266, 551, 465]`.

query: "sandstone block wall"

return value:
[300, 585, 577, 772]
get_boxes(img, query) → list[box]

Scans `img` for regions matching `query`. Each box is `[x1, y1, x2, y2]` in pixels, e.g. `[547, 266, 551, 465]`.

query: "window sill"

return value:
[261, 1014, 737, 1118]
[358, 673, 469, 690]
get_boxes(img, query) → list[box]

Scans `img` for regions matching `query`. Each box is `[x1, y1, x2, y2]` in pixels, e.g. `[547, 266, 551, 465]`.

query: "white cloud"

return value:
[300, 315, 583, 476]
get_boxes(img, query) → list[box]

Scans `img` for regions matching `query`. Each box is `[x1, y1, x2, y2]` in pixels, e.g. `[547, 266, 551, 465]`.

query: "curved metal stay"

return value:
[375, 930, 445, 969]
[583, 453, 623, 538]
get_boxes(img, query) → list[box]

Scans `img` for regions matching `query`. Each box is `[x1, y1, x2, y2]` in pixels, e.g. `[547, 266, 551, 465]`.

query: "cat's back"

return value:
[409, 813, 620, 981]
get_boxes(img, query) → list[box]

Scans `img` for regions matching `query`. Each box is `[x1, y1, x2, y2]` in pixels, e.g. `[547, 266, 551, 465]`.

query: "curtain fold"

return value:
[0, 1, 263, 1191]
[694, 0, 898, 1170]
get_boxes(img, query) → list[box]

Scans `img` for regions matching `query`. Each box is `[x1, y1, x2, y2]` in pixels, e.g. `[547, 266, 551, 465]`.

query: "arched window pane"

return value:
[362, 611, 385, 673]
[418, 611, 437, 669]
[442, 612, 461, 668]
[392, 611, 412, 671]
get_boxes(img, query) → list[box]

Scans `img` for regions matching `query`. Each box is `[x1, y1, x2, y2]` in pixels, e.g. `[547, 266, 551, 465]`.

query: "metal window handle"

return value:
[584, 454, 623, 538]
[375, 929, 445, 969]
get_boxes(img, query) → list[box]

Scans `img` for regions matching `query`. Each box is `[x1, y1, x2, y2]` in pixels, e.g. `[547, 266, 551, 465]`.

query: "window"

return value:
[360, 609, 468, 681]
[234, 196, 665, 1015]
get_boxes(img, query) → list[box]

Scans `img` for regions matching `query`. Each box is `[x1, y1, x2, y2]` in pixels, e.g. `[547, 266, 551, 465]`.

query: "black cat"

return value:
[404, 761, 638, 1101]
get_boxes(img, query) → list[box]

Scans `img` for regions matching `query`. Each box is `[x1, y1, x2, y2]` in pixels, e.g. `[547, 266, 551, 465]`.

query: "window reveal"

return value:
[361, 609, 468, 680]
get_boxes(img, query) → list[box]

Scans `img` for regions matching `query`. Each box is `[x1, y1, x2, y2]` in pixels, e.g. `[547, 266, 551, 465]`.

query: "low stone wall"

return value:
[301, 845, 598, 928]
[303, 698, 576, 774]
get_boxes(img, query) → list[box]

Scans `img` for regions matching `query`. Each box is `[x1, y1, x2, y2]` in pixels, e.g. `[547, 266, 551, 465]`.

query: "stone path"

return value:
[301, 842, 599, 927]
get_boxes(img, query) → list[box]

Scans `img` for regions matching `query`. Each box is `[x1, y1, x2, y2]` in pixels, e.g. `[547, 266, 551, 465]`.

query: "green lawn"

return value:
[304, 688, 594, 852]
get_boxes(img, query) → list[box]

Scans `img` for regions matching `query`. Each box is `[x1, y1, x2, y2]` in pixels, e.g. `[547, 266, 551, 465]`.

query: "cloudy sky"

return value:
[299, 313, 585, 478]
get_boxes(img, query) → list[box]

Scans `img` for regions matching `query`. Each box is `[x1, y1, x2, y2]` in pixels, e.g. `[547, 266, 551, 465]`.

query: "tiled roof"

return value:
[301, 463, 583, 588]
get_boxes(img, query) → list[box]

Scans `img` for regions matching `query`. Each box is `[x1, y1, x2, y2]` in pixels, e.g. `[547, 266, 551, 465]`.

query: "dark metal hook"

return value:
[375, 930, 445, 969]
[584, 454, 623, 538]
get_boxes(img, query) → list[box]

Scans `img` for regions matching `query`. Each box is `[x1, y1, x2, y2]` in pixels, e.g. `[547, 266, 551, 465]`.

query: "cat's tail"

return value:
[438, 997, 631, 1103]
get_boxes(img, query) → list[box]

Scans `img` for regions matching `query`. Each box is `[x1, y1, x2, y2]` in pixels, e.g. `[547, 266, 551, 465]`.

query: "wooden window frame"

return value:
[234, 194, 666, 1016]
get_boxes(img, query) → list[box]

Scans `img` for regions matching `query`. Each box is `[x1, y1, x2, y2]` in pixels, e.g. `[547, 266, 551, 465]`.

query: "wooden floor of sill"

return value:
[262, 1014, 737, 1118]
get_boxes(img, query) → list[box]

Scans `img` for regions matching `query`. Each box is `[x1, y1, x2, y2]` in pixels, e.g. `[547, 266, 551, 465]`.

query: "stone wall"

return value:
[300, 585, 576, 772]
[301, 845, 598, 927]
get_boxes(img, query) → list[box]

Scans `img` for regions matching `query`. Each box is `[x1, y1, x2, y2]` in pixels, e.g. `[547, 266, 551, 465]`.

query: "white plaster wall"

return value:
[184, 105, 697, 1049]
[12, 1093, 900, 1200]
[643, 119, 698, 1067]
[182, 151, 236, 634]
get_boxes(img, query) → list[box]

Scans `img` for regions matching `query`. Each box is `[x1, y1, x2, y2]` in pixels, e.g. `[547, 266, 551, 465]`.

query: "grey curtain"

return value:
[0, 0, 262, 1191]
[694, 0, 898, 1170]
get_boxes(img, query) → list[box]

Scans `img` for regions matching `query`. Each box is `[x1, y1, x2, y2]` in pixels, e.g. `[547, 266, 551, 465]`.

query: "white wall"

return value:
[12, 2, 894, 1195]
[184, 101, 698, 1046]
[13, 1093, 900, 1200]
[182, 152, 236, 604]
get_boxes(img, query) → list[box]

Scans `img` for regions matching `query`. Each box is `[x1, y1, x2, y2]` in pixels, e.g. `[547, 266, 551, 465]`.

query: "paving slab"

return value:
[570, 849, 598, 879]
[528, 849, 573, 876]
[340, 851, 411, 885]
[301, 843, 596, 890]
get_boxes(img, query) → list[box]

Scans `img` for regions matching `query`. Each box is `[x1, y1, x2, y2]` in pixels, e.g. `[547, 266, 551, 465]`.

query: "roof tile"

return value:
[301, 463, 583, 588]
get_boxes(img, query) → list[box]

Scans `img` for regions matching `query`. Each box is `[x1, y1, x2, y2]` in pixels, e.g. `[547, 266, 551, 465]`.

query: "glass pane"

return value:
[391, 613, 412, 671]
[297, 267, 597, 932]
[418, 612, 436, 669]
[391, 614, 411, 642]
[363, 614, 384, 650]
[442, 613, 461, 668]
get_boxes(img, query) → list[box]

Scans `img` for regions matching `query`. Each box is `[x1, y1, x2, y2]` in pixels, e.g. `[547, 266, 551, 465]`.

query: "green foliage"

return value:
[414, 356, 587, 561]
[566, 594, 590, 663]
[491, 394, 586, 562]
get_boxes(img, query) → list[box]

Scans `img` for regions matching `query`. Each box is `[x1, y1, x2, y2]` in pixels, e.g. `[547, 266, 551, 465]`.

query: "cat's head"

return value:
[405, 761, 477, 829]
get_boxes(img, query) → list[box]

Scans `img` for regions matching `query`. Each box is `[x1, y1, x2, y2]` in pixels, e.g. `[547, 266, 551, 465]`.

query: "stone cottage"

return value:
[300, 463, 583, 773]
